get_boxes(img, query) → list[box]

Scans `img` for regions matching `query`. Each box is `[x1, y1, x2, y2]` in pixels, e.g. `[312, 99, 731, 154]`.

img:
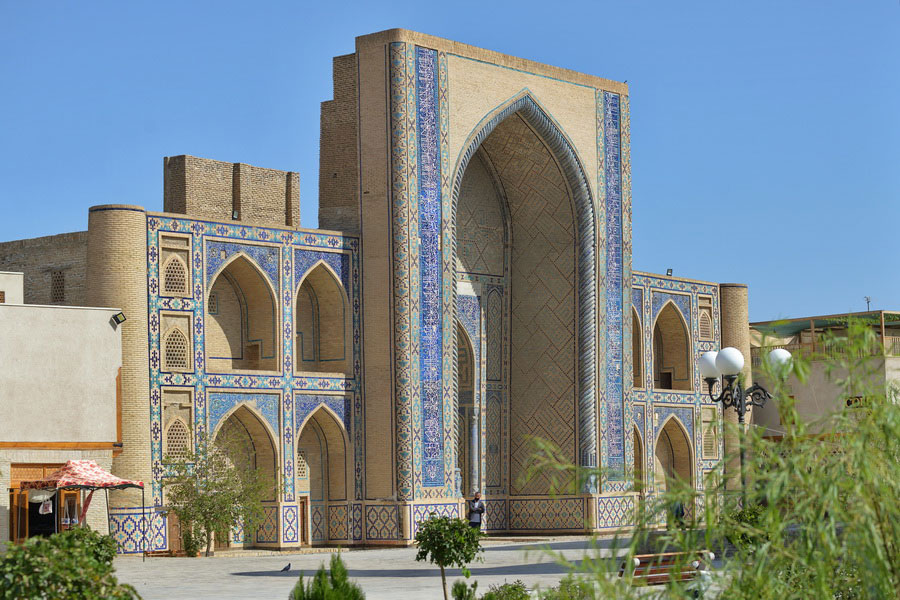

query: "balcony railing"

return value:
[751, 336, 900, 367]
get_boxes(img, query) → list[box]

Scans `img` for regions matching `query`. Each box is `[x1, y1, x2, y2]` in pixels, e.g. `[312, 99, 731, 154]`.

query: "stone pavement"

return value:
[114, 537, 625, 599]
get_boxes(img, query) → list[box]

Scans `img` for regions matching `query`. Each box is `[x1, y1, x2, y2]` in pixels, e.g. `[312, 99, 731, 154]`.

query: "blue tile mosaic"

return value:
[294, 249, 350, 293]
[604, 91, 625, 478]
[205, 241, 280, 291]
[295, 393, 351, 434]
[208, 392, 280, 435]
[651, 291, 691, 325]
[416, 46, 444, 487]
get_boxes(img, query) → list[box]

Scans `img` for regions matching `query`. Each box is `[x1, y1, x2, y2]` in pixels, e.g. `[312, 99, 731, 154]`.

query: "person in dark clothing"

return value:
[468, 491, 485, 530]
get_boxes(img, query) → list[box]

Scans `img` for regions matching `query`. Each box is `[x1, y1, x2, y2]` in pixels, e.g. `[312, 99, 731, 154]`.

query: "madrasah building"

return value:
[0, 29, 752, 552]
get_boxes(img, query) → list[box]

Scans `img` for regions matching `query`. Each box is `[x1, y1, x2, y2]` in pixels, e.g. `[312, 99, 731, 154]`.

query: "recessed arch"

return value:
[455, 320, 477, 496]
[206, 253, 279, 372]
[450, 92, 599, 494]
[653, 415, 693, 492]
[296, 404, 350, 544]
[633, 424, 644, 494]
[632, 306, 643, 389]
[652, 300, 692, 391]
[294, 261, 351, 375]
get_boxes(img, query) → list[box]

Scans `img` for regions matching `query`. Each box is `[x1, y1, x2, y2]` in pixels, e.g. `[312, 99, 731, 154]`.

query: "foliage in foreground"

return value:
[415, 515, 484, 600]
[164, 433, 272, 556]
[0, 527, 140, 600]
[526, 319, 900, 599]
[289, 554, 364, 600]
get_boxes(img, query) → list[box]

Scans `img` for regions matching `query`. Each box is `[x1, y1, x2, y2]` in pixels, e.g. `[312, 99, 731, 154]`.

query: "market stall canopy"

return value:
[20, 460, 143, 490]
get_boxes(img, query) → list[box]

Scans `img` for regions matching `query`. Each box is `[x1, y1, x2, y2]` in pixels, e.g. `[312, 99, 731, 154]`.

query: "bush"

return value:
[181, 523, 200, 557]
[481, 580, 529, 600]
[725, 502, 768, 552]
[539, 575, 596, 600]
[414, 515, 484, 600]
[0, 527, 140, 600]
[289, 554, 364, 600]
[451, 579, 478, 600]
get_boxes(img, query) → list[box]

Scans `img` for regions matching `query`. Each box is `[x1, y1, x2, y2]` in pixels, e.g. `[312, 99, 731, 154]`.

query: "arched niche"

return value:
[652, 301, 692, 391]
[455, 321, 476, 496]
[297, 405, 349, 544]
[295, 262, 351, 375]
[451, 95, 597, 495]
[653, 416, 693, 493]
[206, 254, 278, 372]
[633, 306, 643, 389]
[633, 424, 644, 493]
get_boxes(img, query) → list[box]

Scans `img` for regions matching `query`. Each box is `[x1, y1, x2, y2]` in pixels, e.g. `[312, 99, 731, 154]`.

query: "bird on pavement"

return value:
[280, 563, 291, 572]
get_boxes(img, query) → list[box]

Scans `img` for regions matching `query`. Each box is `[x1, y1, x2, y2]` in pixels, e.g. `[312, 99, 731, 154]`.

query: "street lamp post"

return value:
[699, 347, 791, 503]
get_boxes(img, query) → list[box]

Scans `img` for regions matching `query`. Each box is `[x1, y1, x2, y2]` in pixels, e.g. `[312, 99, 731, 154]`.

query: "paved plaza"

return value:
[114, 537, 621, 599]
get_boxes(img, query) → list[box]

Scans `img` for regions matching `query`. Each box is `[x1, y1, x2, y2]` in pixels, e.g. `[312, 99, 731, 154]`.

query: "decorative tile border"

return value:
[365, 504, 401, 540]
[108, 508, 166, 554]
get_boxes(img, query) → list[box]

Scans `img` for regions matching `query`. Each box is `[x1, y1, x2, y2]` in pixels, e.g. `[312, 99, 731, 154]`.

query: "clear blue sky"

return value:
[1, 1, 897, 320]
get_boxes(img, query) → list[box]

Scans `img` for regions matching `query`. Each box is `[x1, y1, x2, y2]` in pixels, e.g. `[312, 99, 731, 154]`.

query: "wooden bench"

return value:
[619, 550, 715, 587]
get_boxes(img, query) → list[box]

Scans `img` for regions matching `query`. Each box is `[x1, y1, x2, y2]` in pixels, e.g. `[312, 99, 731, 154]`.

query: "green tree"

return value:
[290, 554, 364, 600]
[414, 515, 484, 600]
[163, 433, 271, 556]
[526, 318, 900, 598]
[0, 527, 140, 600]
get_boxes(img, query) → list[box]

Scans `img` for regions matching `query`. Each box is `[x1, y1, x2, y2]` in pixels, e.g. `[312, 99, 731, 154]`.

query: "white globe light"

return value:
[698, 351, 720, 379]
[767, 348, 792, 368]
[715, 347, 745, 376]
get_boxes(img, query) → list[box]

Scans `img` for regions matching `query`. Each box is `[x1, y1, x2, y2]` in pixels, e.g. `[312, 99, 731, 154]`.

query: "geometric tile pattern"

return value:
[416, 46, 444, 488]
[328, 504, 349, 540]
[508, 498, 585, 530]
[604, 91, 626, 480]
[597, 495, 635, 529]
[208, 392, 280, 435]
[311, 504, 325, 543]
[483, 498, 508, 531]
[282, 505, 299, 544]
[108, 507, 167, 554]
[256, 505, 278, 543]
[412, 502, 459, 535]
[365, 505, 401, 541]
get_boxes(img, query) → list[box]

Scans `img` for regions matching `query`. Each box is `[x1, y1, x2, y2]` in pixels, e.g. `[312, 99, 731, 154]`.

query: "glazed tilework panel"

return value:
[412, 502, 460, 535]
[416, 46, 445, 489]
[295, 394, 351, 433]
[388, 42, 417, 502]
[208, 392, 280, 434]
[508, 498, 586, 530]
[205, 240, 281, 291]
[294, 249, 350, 293]
[329, 504, 349, 540]
[108, 508, 166, 554]
[146, 216, 361, 538]
[652, 291, 691, 325]
[483, 498, 508, 531]
[256, 505, 278, 543]
[311, 503, 325, 542]
[597, 496, 635, 529]
[282, 505, 299, 544]
[365, 505, 401, 540]
[604, 92, 626, 480]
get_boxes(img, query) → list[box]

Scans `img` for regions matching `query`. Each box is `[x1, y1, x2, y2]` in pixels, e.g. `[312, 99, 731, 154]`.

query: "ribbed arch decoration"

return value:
[450, 94, 598, 490]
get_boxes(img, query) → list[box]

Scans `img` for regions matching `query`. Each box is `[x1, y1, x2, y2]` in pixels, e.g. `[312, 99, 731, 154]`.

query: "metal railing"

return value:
[751, 336, 900, 367]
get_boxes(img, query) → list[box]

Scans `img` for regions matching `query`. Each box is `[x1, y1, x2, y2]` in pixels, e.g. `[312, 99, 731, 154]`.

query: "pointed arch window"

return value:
[163, 256, 189, 297]
[164, 328, 190, 371]
[165, 420, 190, 460]
[652, 301, 692, 391]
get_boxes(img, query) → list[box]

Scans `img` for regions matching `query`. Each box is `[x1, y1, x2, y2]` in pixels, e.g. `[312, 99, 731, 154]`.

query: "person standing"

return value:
[468, 491, 485, 530]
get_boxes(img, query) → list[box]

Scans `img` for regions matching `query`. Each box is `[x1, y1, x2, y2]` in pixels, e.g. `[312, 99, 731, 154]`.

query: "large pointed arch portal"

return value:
[450, 94, 598, 494]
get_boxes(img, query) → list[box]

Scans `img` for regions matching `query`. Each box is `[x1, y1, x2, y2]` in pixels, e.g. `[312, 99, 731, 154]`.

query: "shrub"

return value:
[0, 527, 140, 600]
[481, 580, 530, 600]
[451, 579, 478, 600]
[289, 554, 364, 600]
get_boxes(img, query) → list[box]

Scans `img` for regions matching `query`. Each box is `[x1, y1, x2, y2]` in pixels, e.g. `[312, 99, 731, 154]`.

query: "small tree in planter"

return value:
[414, 515, 484, 600]
[164, 433, 271, 556]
